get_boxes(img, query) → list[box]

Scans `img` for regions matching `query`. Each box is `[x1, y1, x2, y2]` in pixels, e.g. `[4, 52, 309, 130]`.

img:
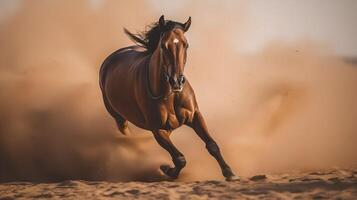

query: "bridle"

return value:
[146, 56, 173, 100]
[145, 53, 173, 101]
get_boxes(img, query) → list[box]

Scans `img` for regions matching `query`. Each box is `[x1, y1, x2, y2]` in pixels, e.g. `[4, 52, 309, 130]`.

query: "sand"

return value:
[1, 168, 356, 200]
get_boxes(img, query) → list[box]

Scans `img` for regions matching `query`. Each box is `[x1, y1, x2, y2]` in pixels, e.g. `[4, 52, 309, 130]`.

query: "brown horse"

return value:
[99, 15, 237, 181]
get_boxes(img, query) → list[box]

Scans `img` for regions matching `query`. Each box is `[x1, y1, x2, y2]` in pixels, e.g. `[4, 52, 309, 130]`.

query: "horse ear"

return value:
[159, 15, 166, 29]
[183, 16, 191, 32]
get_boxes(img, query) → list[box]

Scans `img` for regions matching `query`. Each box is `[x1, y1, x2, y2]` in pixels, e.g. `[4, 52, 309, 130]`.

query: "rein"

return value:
[145, 54, 172, 100]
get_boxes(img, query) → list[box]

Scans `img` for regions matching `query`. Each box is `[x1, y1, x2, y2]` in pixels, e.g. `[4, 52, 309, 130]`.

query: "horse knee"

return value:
[206, 141, 220, 156]
[173, 156, 186, 168]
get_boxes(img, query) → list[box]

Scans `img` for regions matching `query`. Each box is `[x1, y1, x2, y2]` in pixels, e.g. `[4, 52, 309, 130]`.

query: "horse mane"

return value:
[124, 20, 184, 54]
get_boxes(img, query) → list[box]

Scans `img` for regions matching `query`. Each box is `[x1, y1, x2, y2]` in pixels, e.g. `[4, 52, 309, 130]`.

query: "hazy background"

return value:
[0, 0, 356, 182]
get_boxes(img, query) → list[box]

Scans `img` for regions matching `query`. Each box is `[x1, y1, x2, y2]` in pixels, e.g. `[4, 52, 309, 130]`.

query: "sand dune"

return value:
[1, 168, 356, 199]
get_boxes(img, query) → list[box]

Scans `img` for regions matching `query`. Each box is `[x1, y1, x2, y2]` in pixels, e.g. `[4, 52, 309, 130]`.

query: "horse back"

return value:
[99, 46, 146, 92]
[99, 46, 150, 128]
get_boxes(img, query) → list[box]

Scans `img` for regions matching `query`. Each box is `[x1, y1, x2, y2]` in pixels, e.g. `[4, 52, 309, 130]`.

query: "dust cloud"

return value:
[0, 0, 356, 182]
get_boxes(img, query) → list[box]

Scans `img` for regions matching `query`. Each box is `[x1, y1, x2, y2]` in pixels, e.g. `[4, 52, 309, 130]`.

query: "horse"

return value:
[99, 15, 237, 181]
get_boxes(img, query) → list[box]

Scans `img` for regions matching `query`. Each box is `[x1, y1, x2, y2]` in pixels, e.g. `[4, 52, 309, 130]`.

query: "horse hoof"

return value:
[160, 165, 177, 178]
[225, 175, 240, 182]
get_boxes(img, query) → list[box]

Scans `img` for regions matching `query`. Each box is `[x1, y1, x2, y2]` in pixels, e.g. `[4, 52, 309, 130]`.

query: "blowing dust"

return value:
[0, 0, 356, 182]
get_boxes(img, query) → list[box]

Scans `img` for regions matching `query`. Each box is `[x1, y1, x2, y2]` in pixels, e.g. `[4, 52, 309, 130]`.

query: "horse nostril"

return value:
[168, 77, 174, 84]
[179, 75, 185, 84]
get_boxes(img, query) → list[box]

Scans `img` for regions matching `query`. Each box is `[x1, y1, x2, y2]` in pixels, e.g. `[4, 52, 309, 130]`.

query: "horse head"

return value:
[158, 15, 191, 93]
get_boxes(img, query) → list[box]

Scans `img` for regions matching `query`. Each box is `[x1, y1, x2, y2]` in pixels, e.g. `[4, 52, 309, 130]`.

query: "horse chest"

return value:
[160, 111, 180, 131]
[156, 103, 179, 131]
[157, 104, 194, 131]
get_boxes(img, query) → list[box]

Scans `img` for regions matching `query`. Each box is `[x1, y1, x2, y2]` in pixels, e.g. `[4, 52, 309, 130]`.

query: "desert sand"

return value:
[1, 2, 357, 200]
[1, 168, 356, 200]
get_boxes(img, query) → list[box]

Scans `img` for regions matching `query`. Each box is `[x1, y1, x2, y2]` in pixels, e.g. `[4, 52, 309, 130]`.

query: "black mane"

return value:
[124, 20, 184, 53]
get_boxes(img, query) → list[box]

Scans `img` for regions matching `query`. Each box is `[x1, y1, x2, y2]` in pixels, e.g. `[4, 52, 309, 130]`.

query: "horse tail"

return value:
[123, 28, 147, 48]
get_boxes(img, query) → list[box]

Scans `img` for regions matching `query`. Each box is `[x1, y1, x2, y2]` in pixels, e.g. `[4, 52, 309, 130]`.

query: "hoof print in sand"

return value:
[250, 175, 267, 181]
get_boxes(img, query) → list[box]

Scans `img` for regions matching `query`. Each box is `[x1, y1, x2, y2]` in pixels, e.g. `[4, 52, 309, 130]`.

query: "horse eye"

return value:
[186, 44, 189, 49]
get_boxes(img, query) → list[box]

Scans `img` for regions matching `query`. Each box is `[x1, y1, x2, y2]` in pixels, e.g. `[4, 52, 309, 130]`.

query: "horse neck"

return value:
[148, 48, 163, 97]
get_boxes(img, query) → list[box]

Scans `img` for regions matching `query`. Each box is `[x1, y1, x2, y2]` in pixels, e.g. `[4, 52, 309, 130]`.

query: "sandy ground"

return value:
[0, 169, 356, 200]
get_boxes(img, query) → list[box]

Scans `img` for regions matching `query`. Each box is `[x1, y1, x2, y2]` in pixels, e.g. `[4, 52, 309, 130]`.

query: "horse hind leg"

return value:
[103, 95, 130, 135]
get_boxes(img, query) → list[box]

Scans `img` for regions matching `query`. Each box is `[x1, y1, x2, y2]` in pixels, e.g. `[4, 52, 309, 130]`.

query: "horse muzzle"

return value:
[172, 87, 183, 93]
[169, 75, 185, 93]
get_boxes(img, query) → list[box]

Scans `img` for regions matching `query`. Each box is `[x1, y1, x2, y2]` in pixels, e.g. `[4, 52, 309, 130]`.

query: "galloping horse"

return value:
[99, 15, 237, 180]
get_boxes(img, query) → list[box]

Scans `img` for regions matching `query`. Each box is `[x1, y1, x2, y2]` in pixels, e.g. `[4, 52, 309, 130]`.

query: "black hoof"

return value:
[223, 167, 239, 181]
[160, 165, 178, 179]
[225, 175, 240, 182]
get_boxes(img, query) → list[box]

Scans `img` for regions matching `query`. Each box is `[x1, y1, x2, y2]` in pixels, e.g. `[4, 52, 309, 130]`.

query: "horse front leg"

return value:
[152, 129, 186, 179]
[187, 111, 238, 181]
